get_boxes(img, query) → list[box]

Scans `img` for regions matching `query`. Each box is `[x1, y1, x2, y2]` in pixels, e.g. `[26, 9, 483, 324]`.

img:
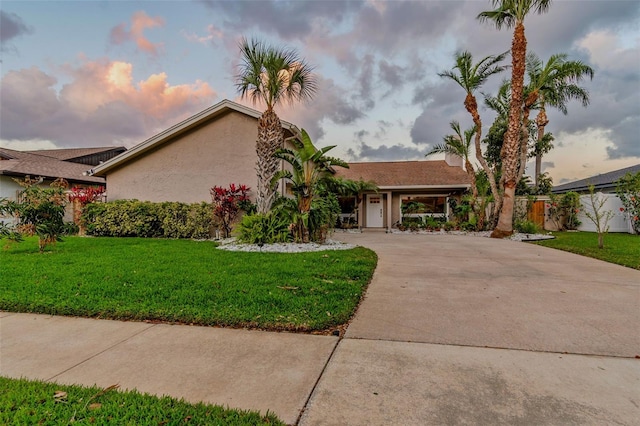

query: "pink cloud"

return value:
[109, 11, 165, 56]
[1, 59, 217, 147]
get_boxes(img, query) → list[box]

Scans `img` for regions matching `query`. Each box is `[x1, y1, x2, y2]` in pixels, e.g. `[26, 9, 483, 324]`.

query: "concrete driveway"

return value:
[300, 232, 640, 425]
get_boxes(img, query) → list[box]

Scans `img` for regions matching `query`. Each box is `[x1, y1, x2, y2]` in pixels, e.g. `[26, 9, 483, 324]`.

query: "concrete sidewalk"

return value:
[0, 312, 336, 425]
[2, 233, 639, 425]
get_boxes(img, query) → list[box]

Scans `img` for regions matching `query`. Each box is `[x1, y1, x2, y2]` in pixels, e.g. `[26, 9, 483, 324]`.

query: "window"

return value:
[401, 195, 447, 221]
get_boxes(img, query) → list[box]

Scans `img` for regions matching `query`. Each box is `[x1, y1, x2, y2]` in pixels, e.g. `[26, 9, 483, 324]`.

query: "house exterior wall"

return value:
[106, 111, 262, 203]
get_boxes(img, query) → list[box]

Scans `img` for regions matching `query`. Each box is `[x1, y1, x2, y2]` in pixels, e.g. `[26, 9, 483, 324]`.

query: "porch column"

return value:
[386, 191, 393, 232]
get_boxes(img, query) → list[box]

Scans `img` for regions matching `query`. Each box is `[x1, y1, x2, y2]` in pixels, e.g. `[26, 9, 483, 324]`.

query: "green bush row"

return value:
[83, 200, 214, 239]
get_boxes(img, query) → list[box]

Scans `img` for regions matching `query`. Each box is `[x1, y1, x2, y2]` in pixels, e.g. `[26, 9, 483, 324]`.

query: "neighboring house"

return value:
[24, 147, 126, 166]
[552, 164, 640, 194]
[334, 155, 471, 230]
[91, 99, 300, 203]
[552, 164, 640, 234]
[0, 147, 118, 222]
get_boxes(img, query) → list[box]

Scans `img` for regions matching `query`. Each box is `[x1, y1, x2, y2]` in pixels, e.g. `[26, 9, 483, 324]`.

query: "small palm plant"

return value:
[272, 129, 348, 242]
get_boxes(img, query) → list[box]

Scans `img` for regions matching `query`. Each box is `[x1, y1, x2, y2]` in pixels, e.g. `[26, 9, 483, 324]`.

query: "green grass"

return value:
[0, 237, 377, 331]
[0, 376, 283, 425]
[534, 231, 640, 270]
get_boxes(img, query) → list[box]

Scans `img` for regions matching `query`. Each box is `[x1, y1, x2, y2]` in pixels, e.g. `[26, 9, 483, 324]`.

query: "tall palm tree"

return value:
[426, 122, 487, 230]
[236, 38, 317, 214]
[478, 0, 552, 237]
[272, 129, 348, 242]
[439, 50, 507, 220]
[526, 52, 593, 188]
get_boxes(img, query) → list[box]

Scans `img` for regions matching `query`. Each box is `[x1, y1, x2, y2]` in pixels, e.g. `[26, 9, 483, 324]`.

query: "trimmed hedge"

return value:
[83, 200, 214, 239]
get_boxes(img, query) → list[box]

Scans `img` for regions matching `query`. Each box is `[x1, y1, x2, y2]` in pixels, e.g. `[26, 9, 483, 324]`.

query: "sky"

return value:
[1, 0, 638, 185]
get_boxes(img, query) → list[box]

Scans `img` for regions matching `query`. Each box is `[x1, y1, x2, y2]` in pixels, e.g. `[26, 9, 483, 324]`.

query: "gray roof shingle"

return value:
[0, 148, 105, 184]
[552, 164, 640, 193]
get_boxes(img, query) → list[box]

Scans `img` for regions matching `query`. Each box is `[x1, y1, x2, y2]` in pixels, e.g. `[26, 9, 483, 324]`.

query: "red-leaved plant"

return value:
[68, 186, 105, 234]
[210, 184, 250, 238]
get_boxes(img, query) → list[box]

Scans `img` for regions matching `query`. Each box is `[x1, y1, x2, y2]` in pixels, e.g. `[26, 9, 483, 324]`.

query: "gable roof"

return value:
[0, 148, 105, 184]
[552, 164, 640, 193]
[91, 99, 299, 176]
[335, 160, 471, 189]
[25, 147, 126, 164]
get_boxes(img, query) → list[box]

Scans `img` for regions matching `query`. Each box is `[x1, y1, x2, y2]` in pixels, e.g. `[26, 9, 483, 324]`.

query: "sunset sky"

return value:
[1, 0, 638, 184]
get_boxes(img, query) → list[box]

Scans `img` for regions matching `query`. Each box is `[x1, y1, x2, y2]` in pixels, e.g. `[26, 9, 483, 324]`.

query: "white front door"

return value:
[366, 194, 383, 227]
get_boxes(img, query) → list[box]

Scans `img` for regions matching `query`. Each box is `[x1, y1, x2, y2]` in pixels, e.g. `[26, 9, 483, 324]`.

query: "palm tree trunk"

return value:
[465, 93, 501, 225]
[534, 108, 549, 188]
[256, 108, 284, 214]
[492, 20, 526, 238]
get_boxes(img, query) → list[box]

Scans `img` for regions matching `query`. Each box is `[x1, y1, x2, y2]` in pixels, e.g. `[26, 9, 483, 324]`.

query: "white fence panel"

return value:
[577, 193, 633, 233]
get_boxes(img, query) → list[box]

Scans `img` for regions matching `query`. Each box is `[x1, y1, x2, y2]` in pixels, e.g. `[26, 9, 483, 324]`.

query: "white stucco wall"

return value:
[106, 111, 266, 204]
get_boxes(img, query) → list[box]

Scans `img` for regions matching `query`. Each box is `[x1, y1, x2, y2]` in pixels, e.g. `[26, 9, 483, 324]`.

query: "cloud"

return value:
[200, 0, 361, 41]
[271, 76, 365, 142]
[0, 60, 216, 148]
[109, 11, 165, 56]
[181, 24, 224, 45]
[0, 11, 33, 53]
[347, 142, 426, 162]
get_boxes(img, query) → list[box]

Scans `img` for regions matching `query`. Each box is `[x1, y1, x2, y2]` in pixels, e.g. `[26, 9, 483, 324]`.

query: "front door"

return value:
[366, 194, 383, 227]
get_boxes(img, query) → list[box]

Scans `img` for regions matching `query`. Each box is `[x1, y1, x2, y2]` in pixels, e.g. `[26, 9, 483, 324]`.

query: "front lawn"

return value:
[0, 237, 377, 331]
[534, 231, 640, 270]
[0, 376, 283, 425]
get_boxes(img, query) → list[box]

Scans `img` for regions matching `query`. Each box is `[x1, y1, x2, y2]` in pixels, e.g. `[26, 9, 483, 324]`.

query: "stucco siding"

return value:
[106, 111, 260, 203]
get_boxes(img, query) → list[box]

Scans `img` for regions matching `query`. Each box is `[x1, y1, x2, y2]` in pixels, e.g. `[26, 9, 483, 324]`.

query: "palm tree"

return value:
[526, 52, 593, 188]
[439, 50, 507, 220]
[326, 177, 378, 227]
[236, 38, 317, 214]
[427, 121, 488, 230]
[272, 129, 348, 242]
[478, 0, 552, 238]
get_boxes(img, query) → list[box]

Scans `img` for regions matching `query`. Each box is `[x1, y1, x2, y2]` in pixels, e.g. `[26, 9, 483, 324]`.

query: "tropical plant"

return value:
[271, 129, 348, 242]
[526, 52, 593, 188]
[478, 0, 552, 237]
[439, 50, 507, 221]
[616, 171, 640, 234]
[68, 186, 105, 235]
[427, 121, 488, 229]
[236, 37, 317, 214]
[325, 177, 378, 226]
[210, 184, 250, 239]
[237, 212, 291, 244]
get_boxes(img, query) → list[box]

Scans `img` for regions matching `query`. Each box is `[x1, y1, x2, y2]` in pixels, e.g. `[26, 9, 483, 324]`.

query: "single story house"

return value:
[91, 99, 470, 230]
[552, 164, 640, 194]
[334, 157, 471, 231]
[91, 99, 299, 203]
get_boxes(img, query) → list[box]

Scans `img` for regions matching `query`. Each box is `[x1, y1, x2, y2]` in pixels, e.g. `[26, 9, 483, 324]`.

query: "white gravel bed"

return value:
[388, 228, 555, 241]
[215, 230, 553, 253]
[217, 238, 356, 253]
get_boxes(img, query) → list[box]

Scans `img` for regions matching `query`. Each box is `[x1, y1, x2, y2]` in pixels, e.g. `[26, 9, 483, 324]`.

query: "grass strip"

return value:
[0, 376, 283, 425]
[0, 237, 377, 331]
[534, 231, 639, 270]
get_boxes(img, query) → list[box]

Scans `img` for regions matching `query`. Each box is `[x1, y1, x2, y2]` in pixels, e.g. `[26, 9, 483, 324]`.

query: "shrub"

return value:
[1, 177, 68, 252]
[514, 219, 540, 234]
[83, 200, 214, 239]
[546, 192, 582, 231]
[237, 212, 291, 244]
[616, 171, 640, 234]
[210, 184, 251, 238]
